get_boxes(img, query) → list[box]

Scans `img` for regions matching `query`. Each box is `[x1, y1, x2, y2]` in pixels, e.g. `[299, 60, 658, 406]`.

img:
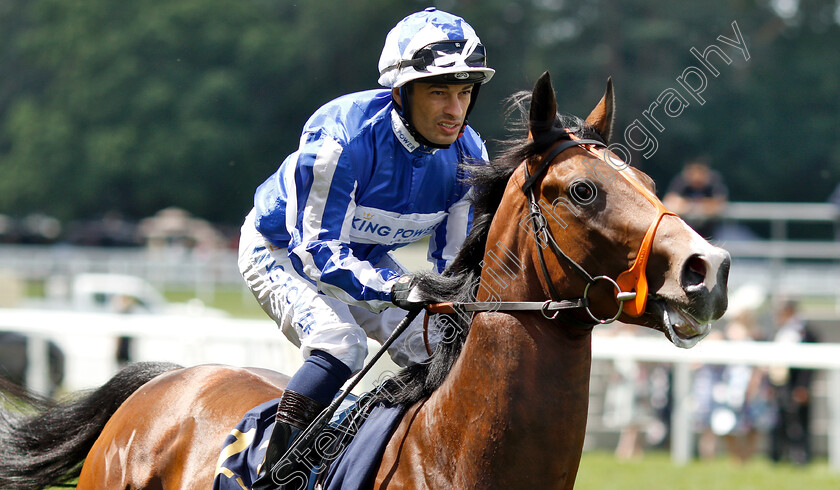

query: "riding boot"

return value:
[252, 389, 324, 489]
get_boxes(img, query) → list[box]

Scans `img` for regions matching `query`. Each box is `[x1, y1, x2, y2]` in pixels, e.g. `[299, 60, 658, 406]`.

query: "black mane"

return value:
[374, 92, 605, 406]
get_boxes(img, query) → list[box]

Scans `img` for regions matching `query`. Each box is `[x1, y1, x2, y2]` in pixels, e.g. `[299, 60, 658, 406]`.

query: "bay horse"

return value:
[0, 72, 729, 490]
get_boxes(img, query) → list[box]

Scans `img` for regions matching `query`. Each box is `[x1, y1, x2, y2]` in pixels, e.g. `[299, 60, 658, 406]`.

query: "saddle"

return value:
[213, 391, 405, 490]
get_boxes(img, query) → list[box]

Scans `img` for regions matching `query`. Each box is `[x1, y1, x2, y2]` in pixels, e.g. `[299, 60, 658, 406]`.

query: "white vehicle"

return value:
[46, 273, 227, 317]
[3, 273, 400, 393]
[71, 273, 168, 313]
[9, 273, 231, 392]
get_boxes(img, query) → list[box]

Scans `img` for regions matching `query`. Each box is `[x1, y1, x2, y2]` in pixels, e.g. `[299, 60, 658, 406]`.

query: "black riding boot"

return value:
[252, 390, 324, 489]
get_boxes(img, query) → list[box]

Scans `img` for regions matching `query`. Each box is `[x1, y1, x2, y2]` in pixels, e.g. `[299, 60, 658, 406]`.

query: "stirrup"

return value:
[252, 421, 294, 489]
[252, 390, 324, 489]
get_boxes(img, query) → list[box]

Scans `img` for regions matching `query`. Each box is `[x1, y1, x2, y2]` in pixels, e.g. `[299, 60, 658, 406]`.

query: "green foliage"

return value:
[0, 0, 837, 225]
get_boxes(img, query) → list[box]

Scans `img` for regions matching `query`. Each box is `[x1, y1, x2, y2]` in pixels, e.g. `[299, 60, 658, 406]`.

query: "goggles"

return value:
[385, 39, 487, 74]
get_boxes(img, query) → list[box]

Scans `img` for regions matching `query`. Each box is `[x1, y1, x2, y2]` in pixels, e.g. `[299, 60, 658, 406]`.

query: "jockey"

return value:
[237, 7, 494, 485]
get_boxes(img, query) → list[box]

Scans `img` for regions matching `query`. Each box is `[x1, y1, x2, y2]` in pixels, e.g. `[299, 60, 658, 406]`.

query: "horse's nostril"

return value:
[682, 255, 707, 288]
[688, 256, 706, 278]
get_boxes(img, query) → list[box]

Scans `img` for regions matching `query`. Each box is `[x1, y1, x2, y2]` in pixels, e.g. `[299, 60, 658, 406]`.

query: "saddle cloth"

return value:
[213, 395, 405, 490]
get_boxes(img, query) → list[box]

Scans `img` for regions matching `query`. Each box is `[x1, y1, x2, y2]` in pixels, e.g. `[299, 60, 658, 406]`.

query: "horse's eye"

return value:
[569, 179, 597, 205]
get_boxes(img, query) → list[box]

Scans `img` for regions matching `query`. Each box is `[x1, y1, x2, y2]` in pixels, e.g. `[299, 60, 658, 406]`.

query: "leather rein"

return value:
[426, 131, 677, 329]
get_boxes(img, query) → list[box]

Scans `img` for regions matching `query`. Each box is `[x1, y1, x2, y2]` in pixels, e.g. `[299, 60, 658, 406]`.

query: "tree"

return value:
[0, 0, 838, 228]
[0, 0, 416, 223]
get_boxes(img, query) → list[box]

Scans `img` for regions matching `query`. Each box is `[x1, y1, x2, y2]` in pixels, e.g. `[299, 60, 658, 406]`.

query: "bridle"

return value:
[521, 130, 678, 324]
[427, 129, 677, 328]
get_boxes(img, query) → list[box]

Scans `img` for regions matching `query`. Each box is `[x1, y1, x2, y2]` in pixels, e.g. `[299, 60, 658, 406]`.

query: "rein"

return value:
[270, 309, 423, 479]
[426, 130, 676, 329]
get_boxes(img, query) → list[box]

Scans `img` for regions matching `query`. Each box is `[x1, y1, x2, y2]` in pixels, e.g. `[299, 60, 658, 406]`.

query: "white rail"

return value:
[2, 308, 401, 399]
[592, 335, 840, 470]
[2, 308, 839, 470]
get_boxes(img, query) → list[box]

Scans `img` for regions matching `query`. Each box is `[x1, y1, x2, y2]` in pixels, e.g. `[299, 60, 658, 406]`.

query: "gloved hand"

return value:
[390, 275, 425, 311]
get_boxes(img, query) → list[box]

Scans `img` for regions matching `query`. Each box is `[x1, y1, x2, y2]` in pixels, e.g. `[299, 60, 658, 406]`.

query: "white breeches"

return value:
[238, 209, 434, 372]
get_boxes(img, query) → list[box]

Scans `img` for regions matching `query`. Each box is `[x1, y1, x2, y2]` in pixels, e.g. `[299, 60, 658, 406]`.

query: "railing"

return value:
[3, 308, 401, 397]
[0, 202, 836, 292]
[720, 201, 839, 241]
[717, 202, 840, 260]
[3, 307, 839, 470]
[591, 334, 840, 470]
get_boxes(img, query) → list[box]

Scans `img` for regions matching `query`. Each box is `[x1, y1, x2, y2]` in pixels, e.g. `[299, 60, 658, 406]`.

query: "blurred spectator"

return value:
[663, 158, 729, 239]
[716, 313, 775, 464]
[0, 213, 62, 244]
[112, 294, 141, 367]
[692, 329, 726, 460]
[828, 181, 840, 208]
[645, 363, 672, 449]
[692, 312, 775, 463]
[63, 211, 142, 247]
[138, 207, 225, 253]
[768, 300, 819, 465]
[601, 324, 656, 460]
[827, 183, 840, 241]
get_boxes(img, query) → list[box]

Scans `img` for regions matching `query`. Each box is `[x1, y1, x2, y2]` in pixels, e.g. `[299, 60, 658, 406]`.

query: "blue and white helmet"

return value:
[378, 8, 495, 88]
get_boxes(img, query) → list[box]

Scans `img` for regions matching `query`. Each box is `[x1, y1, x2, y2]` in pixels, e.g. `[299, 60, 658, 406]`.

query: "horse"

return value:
[0, 72, 729, 490]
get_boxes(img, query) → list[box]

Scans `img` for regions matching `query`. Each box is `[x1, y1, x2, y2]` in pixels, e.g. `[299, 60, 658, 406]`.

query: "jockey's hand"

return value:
[390, 275, 425, 312]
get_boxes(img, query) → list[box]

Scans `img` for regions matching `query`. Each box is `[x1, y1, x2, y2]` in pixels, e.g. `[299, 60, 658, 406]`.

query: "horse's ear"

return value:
[585, 77, 615, 143]
[529, 71, 558, 140]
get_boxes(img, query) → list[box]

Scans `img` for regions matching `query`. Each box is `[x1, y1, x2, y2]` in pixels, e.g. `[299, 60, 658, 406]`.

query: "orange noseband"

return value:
[521, 133, 678, 323]
[583, 145, 677, 317]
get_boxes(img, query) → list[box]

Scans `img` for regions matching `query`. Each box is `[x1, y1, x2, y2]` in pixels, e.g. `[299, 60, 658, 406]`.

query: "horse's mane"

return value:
[375, 92, 606, 406]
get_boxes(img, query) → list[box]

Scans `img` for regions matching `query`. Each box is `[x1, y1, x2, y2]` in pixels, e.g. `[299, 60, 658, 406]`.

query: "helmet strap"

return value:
[394, 83, 451, 150]
[393, 81, 482, 150]
[459, 82, 481, 138]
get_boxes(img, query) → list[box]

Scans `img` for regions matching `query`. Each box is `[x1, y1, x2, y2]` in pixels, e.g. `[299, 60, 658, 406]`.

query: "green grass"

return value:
[576, 451, 840, 489]
[29, 452, 840, 490]
[163, 287, 265, 318]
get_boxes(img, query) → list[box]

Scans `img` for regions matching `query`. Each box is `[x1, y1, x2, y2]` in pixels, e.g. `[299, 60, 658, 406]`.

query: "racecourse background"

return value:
[3, 201, 840, 469]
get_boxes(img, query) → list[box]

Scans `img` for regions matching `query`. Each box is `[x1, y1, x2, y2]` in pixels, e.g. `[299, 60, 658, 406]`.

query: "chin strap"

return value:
[395, 85, 449, 150]
[394, 82, 482, 150]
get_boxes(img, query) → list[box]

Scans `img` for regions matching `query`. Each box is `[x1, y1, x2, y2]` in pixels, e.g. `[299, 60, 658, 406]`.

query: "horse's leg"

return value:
[78, 365, 288, 489]
[0, 361, 179, 489]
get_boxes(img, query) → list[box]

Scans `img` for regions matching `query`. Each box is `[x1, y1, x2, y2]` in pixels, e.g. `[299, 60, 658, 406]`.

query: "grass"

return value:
[576, 451, 840, 489]
[24, 278, 267, 319]
[27, 452, 840, 489]
[163, 287, 265, 318]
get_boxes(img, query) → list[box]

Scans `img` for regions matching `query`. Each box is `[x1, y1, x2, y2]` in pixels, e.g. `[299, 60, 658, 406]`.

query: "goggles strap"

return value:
[383, 39, 485, 74]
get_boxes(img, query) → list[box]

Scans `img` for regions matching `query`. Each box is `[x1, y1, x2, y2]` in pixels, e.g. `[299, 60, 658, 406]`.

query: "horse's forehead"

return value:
[550, 149, 655, 191]
[623, 166, 657, 192]
[582, 149, 657, 194]
[539, 152, 662, 218]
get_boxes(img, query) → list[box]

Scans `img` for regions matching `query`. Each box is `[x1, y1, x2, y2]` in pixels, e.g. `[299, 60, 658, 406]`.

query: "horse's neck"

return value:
[377, 188, 594, 488]
[433, 313, 593, 488]
[398, 237, 592, 488]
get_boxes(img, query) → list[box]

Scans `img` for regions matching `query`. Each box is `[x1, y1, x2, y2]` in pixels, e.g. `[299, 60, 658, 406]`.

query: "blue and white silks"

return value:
[252, 89, 487, 313]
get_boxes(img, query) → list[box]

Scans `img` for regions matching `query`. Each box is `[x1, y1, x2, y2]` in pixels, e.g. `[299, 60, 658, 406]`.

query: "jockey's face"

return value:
[393, 83, 473, 146]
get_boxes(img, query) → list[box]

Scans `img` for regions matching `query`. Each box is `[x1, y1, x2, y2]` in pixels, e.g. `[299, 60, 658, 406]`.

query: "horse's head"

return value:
[522, 72, 730, 348]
